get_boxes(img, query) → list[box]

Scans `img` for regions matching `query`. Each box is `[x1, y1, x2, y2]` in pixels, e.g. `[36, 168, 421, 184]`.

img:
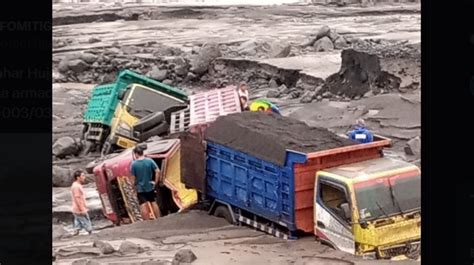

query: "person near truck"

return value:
[71, 170, 93, 235]
[237, 82, 250, 111]
[348, 118, 373, 143]
[130, 146, 161, 220]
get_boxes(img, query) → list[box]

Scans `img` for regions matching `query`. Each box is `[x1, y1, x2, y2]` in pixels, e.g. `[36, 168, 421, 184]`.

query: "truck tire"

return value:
[133, 112, 165, 132]
[81, 140, 95, 156]
[213, 205, 233, 224]
[138, 122, 169, 142]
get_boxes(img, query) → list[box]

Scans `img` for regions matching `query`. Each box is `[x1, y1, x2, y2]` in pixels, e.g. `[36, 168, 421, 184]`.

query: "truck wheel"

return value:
[138, 122, 169, 142]
[213, 205, 233, 224]
[81, 140, 95, 156]
[133, 112, 165, 132]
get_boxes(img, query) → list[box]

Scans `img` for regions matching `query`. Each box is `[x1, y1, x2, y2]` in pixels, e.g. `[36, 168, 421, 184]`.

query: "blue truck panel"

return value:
[206, 141, 306, 231]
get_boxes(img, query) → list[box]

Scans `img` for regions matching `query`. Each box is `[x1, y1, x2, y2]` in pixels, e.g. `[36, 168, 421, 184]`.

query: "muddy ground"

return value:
[53, 2, 420, 264]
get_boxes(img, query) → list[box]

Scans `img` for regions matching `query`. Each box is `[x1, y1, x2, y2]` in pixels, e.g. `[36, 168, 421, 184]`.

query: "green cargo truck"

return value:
[82, 70, 188, 155]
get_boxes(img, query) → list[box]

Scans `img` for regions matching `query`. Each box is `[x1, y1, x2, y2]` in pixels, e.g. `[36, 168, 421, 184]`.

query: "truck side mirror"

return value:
[340, 202, 351, 221]
[118, 90, 126, 100]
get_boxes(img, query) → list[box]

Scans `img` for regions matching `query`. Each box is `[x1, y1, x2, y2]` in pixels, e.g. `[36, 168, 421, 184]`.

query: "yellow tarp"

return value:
[163, 147, 198, 210]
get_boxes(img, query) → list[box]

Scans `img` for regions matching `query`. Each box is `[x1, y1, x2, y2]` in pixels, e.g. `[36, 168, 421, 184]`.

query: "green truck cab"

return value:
[82, 70, 188, 155]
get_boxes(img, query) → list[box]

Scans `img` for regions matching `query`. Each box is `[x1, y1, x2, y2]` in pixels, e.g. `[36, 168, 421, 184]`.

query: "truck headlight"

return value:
[116, 122, 131, 136]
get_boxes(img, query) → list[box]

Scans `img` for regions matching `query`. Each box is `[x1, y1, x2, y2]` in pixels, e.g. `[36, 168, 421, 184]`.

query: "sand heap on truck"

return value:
[204, 112, 356, 166]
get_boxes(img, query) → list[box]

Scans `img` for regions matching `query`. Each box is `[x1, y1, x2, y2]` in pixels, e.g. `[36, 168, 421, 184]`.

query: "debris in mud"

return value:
[205, 112, 356, 166]
[72, 258, 101, 265]
[119, 241, 145, 255]
[93, 240, 115, 255]
[88, 37, 101, 44]
[172, 249, 197, 264]
[56, 246, 102, 258]
[320, 49, 402, 98]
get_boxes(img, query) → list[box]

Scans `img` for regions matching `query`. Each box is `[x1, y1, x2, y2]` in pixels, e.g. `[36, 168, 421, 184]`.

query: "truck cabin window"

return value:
[320, 182, 351, 223]
[126, 86, 185, 119]
[354, 174, 421, 222]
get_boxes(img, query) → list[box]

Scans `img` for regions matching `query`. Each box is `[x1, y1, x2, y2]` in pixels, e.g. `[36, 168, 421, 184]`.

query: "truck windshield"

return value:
[126, 86, 186, 119]
[354, 173, 420, 221]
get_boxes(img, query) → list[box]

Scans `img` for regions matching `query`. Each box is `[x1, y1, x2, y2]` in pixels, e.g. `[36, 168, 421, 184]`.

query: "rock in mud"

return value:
[300, 91, 316, 103]
[58, 58, 70, 73]
[81, 53, 98, 64]
[148, 67, 168, 81]
[269, 41, 291, 58]
[172, 249, 197, 264]
[173, 57, 189, 77]
[53, 225, 69, 240]
[163, 79, 173, 85]
[266, 89, 281, 98]
[88, 37, 101, 43]
[334, 36, 349, 49]
[328, 29, 340, 42]
[52, 166, 74, 187]
[68, 59, 89, 73]
[268, 79, 279, 88]
[316, 25, 331, 41]
[190, 42, 221, 75]
[278, 84, 289, 94]
[53, 136, 82, 158]
[119, 241, 144, 255]
[185, 72, 197, 82]
[405, 136, 420, 157]
[313, 37, 334, 52]
[237, 39, 260, 56]
[93, 240, 115, 254]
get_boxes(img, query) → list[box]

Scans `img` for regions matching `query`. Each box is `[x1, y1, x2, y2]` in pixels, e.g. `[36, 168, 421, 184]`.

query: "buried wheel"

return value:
[101, 137, 115, 157]
[213, 205, 234, 224]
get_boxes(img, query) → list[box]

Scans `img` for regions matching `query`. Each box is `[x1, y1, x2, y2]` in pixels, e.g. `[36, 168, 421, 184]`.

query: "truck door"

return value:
[315, 177, 355, 254]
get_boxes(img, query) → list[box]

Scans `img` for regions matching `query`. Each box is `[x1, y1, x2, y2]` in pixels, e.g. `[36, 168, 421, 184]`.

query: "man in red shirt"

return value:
[71, 170, 93, 235]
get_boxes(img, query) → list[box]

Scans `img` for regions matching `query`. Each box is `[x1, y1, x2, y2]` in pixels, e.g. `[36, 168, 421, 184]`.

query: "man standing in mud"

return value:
[237, 82, 250, 111]
[348, 118, 373, 143]
[71, 170, 93, 235]
[131, 146, 161, 220]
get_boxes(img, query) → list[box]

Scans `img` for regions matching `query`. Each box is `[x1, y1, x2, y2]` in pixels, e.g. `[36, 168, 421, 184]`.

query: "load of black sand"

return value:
[204, 112, 356, 166]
